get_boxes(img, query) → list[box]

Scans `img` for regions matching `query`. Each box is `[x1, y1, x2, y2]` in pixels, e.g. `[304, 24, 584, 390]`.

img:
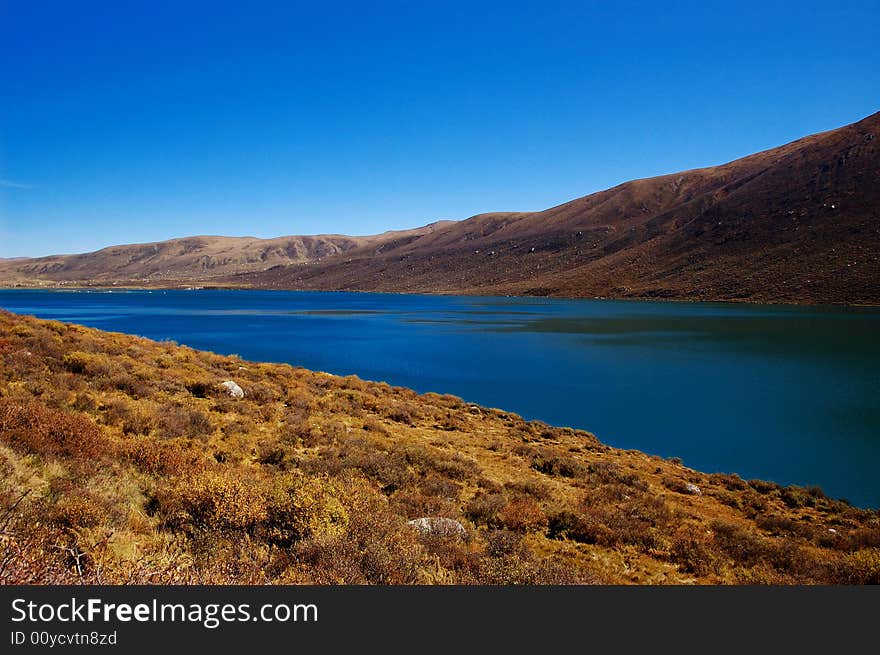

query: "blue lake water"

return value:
[2, 288, 879, 507]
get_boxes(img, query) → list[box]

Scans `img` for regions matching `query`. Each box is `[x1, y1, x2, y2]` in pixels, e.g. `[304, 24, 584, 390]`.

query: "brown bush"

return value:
[547, 510, 608, 544]
[748, 479, 780, 495]
[711, 520, 768, 566]
[121, 438, 203, 476]
[419, 475, 461, 499]
[393, 443, 480, 481]
[429, 452, 481, 480]
[48, 494, 105, 529]
[474, 530, 579, 585]
[780, 485, 827, 509]
[155, 471, 267, 534]
[465, 492, 507, 526]
[662, 476, 694, 494]
[836, 549, 880, 584]
[503, 478, 551, 500]
[185, 379, 213, 398]
[709, 472, 749, 491]
[587, 461, 648, 490]
[669, 531, 719, 576]
[289, 476, 425, 584]
[246, 382, 277, 404]
[435, 411, 467, 431]
[756, 514, 815, 540]
[336, 441, 414, 492]
[71, 393, 97, 412]
[498, 498, 547, 533]
[264, 476, 349, 546]
[842, 527, 880, 552]
[390, 490, 458, 519]
[0, 397, 112, 461]
[156, 405, 214, 440]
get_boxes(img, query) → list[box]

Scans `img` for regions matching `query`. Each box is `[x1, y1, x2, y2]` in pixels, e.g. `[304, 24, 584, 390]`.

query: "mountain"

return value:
[0, 224, 453, 285]
[2, 112, 878, 304]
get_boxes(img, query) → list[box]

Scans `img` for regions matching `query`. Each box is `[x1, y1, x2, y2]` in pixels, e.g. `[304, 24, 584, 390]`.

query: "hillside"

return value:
[0, 223, 453, 286]
[1, 310, 878, 584]
[1, 111, 878, 304]
[236, 111, 880, 303]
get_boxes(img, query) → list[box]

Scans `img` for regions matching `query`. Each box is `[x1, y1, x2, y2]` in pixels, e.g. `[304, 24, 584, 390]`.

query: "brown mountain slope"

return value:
[0, 223, 454, 285]
[234, 111, 879, 304]
[2, 112, 877, 304]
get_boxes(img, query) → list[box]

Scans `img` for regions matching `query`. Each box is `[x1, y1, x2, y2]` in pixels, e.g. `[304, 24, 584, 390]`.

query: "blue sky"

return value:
[1, 1, 878, 257]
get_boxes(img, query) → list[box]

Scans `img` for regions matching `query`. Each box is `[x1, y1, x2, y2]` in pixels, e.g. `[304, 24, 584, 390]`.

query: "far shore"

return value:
[2, 281, 878, 309]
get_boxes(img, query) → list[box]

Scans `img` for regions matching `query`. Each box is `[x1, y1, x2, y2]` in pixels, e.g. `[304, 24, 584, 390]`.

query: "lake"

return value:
[2, 288, 879, 507]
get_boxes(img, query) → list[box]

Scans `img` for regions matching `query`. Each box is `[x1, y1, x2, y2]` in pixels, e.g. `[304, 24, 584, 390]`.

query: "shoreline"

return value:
[2, 282, 879, 310]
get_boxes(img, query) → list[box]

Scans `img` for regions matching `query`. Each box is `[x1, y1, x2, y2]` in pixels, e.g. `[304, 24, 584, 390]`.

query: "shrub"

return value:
[503, 479, 550, 500]
[246, 382, 277, 404]
[711, 520, 768, 566]
[122, 409, 155, 436]
[265, 476, 349, 546]
[780, 485, 821, 509]
[360, 417, 388, 435]
[419, 475, 461, 499]
[396, 444, 480, 480]
[465, 493, 507, 526]
[48, 494, 104, 529]
[669, 531, 718, 576]
[71, 393, 97, 412]
[0, 397, 111, 461]
[587, 461, 648, 490]
[748, 479, 779, 495]
[338, 443, 414, 492]
[756, 515, 814, 539]
[156, 405, 214, 440]
[709, 472, 749, 491]
[429, 452, 481, 480]
[122, 439, 202, 476]
[662, 475, 693, 494]
[474, 530, 579, 585]
[61, 351, 92, 374]
[386, 402, 418, 426]
[843, 527, 880, 552]
[255, 440, 287, 467]
[547, 510, 606, 544]
[112, 372, 149, 398]
[62, 350, 114, 378]
[533, 452, 587, 478]
[289, 476, 424, 584]
[390, 490, 457, 520]
[158, 471, 267, 534]
[435, 412, 467, 431]
[837, 549, 880, 584]
[498, 498, 547, 533]
[185, 379, 213, 398]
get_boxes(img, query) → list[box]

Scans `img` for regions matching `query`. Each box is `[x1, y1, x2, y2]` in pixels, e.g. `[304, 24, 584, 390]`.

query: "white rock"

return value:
[684, 483, 703, 496]
[407, 517, 467, 539]
[220, 380, 245, 399]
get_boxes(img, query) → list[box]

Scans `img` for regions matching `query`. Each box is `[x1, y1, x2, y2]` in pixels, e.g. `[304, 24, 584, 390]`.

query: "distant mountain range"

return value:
[2, 111, 878, 304]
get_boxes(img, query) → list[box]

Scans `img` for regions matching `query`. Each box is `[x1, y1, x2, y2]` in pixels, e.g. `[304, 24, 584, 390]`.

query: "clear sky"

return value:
[1, 1, 878, 257]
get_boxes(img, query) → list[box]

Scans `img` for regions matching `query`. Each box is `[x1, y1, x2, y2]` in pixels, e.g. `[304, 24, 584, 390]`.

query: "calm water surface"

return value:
[2, 289, 878, 507]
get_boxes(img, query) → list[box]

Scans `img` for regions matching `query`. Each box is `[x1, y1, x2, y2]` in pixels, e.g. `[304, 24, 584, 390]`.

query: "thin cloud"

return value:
[0, 178, 35, 189]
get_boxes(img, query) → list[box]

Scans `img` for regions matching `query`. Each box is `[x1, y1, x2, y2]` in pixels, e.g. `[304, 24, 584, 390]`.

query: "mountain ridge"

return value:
[2, 111, 878, 304]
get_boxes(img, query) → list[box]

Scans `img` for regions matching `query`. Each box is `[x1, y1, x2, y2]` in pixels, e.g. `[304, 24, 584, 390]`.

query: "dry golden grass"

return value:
[0, 310, 878, 585]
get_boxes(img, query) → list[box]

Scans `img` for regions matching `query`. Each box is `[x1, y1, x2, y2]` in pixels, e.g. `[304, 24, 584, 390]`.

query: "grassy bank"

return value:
[0, 310, 878, 584]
